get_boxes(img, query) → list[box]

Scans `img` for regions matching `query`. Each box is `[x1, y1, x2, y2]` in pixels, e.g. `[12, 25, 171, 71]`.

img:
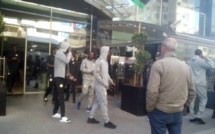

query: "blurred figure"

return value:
[87, 46, 116, 129]
[144, 52, 161, 86]
[33, 54, 41, 88]
[26, 55, 34, 85]
[6, 45, 20, 93]
[44, 48, 57, 102]
[189, 49, 214, 124]
[52, 42, 71, 123]
[147, 38, 195, 134]
[76, 52, 95, 112]
[65, 53, 79, 103]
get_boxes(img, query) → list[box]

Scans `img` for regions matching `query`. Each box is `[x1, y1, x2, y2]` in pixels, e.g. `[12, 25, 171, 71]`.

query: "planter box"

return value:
[0, 82, 6, 116]
[121, 84, 147, 116]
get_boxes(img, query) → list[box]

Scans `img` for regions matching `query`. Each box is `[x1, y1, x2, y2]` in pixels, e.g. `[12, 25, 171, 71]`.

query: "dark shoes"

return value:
[104, 121, 117, 129]
[87, 118, 100, 124]
[190, 118, 205, 124]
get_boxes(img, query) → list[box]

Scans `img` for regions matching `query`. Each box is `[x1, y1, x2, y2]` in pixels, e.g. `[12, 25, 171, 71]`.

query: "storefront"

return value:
[0, 0, 92, 94]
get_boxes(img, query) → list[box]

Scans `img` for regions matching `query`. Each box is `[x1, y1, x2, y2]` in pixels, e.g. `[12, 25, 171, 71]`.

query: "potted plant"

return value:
[121, 32, 151, 116]
[0, 12, 5, 35]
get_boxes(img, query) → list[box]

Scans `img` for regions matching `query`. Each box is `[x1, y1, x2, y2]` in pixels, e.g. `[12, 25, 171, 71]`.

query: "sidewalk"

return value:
[0, 94, 215, 134]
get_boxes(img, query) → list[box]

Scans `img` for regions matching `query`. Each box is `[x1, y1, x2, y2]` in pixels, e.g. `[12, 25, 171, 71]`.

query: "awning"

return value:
[84, 0, 136, 18]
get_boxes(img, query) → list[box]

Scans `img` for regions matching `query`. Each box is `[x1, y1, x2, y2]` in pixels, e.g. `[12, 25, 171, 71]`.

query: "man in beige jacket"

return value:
[147, 37, 195, 134]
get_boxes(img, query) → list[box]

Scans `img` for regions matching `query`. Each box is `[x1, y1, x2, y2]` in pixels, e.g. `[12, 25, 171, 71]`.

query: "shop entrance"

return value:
[1, 36, 26, 94]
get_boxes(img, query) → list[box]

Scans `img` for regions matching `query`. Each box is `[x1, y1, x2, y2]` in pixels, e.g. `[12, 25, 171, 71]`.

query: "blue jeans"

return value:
[148, 109, 183, 134]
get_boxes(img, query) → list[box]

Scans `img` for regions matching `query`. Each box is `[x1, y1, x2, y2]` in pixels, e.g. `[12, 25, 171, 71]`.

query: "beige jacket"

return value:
[146, 52, 195, 113]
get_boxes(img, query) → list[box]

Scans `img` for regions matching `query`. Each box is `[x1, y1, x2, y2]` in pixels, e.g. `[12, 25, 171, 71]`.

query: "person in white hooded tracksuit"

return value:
[189, 49, 214, 124]
[87, 46, 117, 129]
[52, 42, 72, 123]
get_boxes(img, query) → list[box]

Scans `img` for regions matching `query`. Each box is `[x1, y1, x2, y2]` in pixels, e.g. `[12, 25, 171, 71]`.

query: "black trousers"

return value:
[65, 81, 77, 101]
[44, 75, 55, 99]
[6, 69, 17, 92]
[53, 77, 65, 117]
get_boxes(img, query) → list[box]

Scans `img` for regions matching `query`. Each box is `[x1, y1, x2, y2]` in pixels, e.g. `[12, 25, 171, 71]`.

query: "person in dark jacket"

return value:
[65, 53, 79, 103]
[44, 48, 57, 102]
[33, 54, 41, 88]
[6, 45, 20, 93]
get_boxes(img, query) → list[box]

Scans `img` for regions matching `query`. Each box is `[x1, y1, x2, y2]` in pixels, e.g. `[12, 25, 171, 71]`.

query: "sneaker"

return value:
[76, 102, 81, 110]
[104, 121, 116, 129]
[52, 113, 61, 118]
[44, 97, 48, 102]
[195, 118, 205, 124]
[190, 118, 205, 124]
[190, 118, 197, 122]
[86, 107, 92, 112]
[87, 118, 100, 124]
[60, 117, 71, 123]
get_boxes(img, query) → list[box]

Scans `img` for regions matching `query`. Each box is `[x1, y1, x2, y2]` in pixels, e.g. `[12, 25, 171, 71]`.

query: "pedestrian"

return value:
[44, 48, 57, 102]
[189, 49, 214, 124]
[52, 42, 72, 123]
[87, 46, 116, 129]
[65, 53, 79, 103]
[147, 37, 195, 134]
[33, 54, 41, 88]
[6, 45, 20, 93]
[76, 52, 95, 112]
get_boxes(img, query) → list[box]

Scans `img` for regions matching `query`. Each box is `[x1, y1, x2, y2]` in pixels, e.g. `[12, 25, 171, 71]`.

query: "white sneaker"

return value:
[60, 117, 71, 123]
[52, 113, 61, 118]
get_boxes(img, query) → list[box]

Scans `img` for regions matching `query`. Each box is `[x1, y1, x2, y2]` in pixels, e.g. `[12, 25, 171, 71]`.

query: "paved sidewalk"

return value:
[0, 94, 215, 134]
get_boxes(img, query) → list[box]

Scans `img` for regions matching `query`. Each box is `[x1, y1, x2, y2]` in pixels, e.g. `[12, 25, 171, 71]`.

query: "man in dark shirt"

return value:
[65, 53, 79, 103]
[6, 45, 19, 93]
[44, 48, 57, 102]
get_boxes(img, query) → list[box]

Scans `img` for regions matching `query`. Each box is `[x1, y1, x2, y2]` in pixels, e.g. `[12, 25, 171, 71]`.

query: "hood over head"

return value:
[100, 46, 109, 60]
[191, 55, 200, 61]
[59, 42, 70, 52]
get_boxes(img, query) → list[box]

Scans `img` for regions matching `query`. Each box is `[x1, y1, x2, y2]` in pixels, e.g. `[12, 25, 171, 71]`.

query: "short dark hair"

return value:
[195, 49, 202, 55]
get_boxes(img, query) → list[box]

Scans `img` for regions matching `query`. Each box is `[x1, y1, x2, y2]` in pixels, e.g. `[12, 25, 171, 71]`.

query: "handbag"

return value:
[66, 64, 74, 81]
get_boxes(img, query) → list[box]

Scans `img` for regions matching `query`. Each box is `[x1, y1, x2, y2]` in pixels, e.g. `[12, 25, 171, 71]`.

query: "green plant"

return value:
[132, 32, 151, 86]
[0, 12, 5, 35]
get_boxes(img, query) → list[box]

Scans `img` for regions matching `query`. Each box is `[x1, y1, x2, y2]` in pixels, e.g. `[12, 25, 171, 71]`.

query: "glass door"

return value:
[3, 37, 26, 94]
[25, 41, 49, 93]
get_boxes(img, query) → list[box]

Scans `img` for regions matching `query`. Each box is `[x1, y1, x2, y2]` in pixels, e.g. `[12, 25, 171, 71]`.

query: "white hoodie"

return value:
[54, 42, 72, 78]
[189, 55, 214, 86]
[94, 46, 113, 89]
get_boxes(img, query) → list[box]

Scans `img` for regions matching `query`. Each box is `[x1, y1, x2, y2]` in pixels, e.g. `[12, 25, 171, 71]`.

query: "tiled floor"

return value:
[0, 94, 215, 134]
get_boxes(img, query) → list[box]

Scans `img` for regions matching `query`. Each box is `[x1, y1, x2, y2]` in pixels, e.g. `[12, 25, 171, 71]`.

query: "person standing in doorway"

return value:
[52, 42, 72, 123]
[44, 48, 57, 102]
[189, 49, 214, 124]
[33, 54, 41, 88]
[87, 46, 116, 129]
[6, 45, 20, 93]
[65, 53, 79, 103]
[147, 38, 195, 134]
[76, 52, 95, 112]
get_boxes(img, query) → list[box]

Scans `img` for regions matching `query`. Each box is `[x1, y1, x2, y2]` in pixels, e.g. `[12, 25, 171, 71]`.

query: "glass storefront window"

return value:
[1, 0, 92, 94]
[176, 6, 206, 35]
